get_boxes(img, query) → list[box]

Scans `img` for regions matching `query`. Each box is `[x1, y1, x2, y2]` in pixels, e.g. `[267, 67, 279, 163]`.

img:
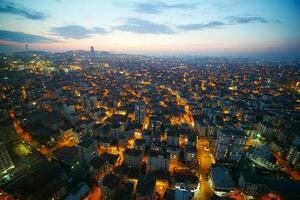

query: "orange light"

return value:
[21, 86, 27, 100]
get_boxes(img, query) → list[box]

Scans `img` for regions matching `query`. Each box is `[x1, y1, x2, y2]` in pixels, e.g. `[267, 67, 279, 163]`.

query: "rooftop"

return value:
[136, 174, 156, 196]
[124, 148, 142, 156]
[211, 167, 236, 191]
[102, 173, 120, 190]
[219, 129, 246, 137]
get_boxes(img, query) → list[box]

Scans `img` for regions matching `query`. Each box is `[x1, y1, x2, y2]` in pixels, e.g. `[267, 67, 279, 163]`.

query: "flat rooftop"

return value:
[211, 167, 236, 191]
[219, 129, 246, 137]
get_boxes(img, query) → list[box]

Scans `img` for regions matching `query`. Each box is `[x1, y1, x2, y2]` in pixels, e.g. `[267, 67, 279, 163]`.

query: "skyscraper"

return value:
[90, 46, 95, 56]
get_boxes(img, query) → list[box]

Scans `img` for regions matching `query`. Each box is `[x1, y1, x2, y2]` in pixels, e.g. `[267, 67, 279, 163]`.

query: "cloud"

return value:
[114, 18, 175, 34]
[178, 16, 277, 31]
[93, 27, 107, 33]
[0, 1, 48, 20]
[0, 30, 55, 43]
[51, 25, 108, 39]
[135, 2, 197, 14]
[178, 21, 225, 30]
[226, 16, 268, 24]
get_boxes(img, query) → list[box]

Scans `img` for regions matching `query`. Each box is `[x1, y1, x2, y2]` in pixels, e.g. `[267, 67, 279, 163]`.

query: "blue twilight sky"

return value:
[0, 0, 299, 56]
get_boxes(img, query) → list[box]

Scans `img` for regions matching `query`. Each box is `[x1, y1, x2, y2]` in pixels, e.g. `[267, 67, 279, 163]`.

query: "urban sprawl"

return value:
[0, 50, 300, 200]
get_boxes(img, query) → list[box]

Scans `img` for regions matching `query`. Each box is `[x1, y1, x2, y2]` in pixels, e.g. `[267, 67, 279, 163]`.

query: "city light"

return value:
[0, 1, 299, 199]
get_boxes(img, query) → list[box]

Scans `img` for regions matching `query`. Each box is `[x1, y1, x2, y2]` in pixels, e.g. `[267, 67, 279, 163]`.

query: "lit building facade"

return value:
[214, 129, 247, 163]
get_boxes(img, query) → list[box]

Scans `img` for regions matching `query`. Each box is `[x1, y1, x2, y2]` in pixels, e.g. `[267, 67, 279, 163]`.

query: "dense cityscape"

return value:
[0, 49, 299, 200]
[1, 0, 300, 200]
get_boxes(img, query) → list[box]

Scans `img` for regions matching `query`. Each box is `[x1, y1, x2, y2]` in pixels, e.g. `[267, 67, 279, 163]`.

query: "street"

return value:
[193, 137, 215, 200]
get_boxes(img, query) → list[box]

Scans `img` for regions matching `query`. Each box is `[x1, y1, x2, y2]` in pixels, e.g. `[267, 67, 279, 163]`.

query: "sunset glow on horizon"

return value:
[0, 0, 299, 56]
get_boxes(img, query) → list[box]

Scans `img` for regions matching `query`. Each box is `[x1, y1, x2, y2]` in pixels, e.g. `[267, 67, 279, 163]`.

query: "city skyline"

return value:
[0, 0, 300, 57]
[1, 1, 300, 199]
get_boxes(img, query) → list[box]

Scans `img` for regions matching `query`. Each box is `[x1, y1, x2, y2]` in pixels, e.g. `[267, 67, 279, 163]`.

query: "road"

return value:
[88, 185, 102, 200]
[193, 137, 214, 200]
